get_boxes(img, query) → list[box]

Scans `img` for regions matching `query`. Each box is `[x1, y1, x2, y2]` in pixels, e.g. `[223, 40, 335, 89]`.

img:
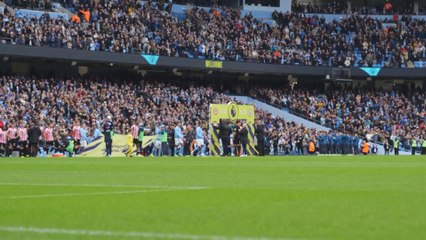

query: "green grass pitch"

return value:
[0, 156, 425, 240]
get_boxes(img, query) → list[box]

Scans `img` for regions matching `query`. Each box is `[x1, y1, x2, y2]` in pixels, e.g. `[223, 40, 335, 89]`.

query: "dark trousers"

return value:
[336, 144, 342, 154]
[169, 143, 174, 156]
[353, 145, 359, 155]
[412, 147, 416, 155]
[44, 141, 54, 153]
[134, 139, 142, 155]
[18, 141, 28, 157]
[330, 144, 335, 154]
[29, 142, 38, 157]
[395, 148, 399, 155]
[184, 142, 191, 156]
[345, 144, 351, 154]
[257, 137, 264, 156]
[241, 143, 248, 155]
[422, 147, 426, 155]
[318, 144, 323, 154]
[221, 137, 229, 156]
[297, 146, 303, 155]
[6, 139, 17, 157]
[162, 142, 169, 156]
[0, 143, 5, 156]
[105, 140, 112, 156]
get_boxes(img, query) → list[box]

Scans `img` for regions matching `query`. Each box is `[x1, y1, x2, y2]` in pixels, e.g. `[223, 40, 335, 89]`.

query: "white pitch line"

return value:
[0, 226, 296, 240]
[0, 187, 207, 200]
[0, 182, 206, 190]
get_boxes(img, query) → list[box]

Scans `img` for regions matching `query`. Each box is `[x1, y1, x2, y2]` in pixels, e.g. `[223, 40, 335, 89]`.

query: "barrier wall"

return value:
[1, 45, 426, 79]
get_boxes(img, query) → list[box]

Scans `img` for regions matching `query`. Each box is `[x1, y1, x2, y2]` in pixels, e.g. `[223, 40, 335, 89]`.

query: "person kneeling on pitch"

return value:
[361, 139, 369, 155]
[55, 133, 75, 157]
[308, 139, 316, 155]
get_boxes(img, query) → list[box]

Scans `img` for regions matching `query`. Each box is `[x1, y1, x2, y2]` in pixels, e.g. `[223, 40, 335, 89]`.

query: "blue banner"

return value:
[141, 54, 159, 65]
[360, 67, 382, 77]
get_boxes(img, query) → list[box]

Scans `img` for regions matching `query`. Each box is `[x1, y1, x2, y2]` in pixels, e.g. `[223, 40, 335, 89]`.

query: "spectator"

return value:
[1, 3, 425, 68]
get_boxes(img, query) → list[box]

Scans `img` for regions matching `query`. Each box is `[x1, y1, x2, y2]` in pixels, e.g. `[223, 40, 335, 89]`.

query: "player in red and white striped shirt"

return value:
[72, 121, 82, 153]
[18, 121, 28, 157]
[6, 122, 18, 157]
[72, 121, 81, 142]
[43, 123, 55, 155]
[44, 123, 54, 142]
[131, 122, 139, 145]
[0, 126, 7, 157]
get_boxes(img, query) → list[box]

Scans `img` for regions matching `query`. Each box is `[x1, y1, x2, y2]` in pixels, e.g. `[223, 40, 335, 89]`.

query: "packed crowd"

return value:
[1, 1, 426, 67]
[292, 0, 416, 15]
[8, 0, 53, 10]
[0, 74, 223, 157]
[292, 0, 348, 14]
[250, 85, 426, 151]
[0, 73, 391, 157]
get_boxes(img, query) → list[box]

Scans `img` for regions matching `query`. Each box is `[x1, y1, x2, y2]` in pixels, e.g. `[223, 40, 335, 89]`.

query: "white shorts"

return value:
[174, 138, 183, 145]
[196, 139, 204, 146]
[81, 140, 88, 147]
[155, 140, 161, 148]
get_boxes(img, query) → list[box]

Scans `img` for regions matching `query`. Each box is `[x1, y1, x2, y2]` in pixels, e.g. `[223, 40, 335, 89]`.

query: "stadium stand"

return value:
[250, 85, 426, 152]
[0, 74, 373, 157]
[8, 0, 53, 10]
[0, 0, 425, 157]
[291, 0, 416, 15]
[1, 1, 426, 68]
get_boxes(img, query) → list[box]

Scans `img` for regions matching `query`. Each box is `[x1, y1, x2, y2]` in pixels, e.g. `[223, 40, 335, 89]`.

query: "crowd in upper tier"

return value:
[1, 0, 426, 68]
[11, 0, 53, 10]
[291, 0, 419, 15]
[250, 84, 426, 150]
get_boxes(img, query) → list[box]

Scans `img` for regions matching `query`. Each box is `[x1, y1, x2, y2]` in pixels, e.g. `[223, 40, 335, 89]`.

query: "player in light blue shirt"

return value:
[153, 125, 162, 156]
[174, 123, 183, 156]
[195, 123, 205, 156]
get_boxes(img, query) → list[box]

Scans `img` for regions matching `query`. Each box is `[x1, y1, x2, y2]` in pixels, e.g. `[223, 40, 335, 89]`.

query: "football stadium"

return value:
[0, 0, 426, 239]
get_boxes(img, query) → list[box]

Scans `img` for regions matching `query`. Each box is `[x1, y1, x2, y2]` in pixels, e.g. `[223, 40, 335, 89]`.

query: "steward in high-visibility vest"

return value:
[66, 139, 74, 156]
[422, 139, 426, 155]
[160, 128, 168, 156]
[411, 138, 417, 155]
[137, 126, 144, 155]
[138, 127, 144, 143]
[160, 130, 168, 143]
[394, 138, 399, 155]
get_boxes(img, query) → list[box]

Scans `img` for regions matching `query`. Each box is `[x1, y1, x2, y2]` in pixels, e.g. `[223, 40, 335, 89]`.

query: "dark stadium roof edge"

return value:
[1, 45, 426, 79]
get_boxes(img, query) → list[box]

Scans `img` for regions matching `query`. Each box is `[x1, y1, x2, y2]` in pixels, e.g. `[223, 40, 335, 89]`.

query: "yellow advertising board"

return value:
[210, 102, 255, 124]
[209, 102, 257, 156]
[77, 134, 157, 157]
[205, 60, 223, 69]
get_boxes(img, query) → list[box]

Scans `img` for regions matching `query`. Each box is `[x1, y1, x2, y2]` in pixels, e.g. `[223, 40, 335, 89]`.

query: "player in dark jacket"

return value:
[103, 116, 114, 157]
[27, 121, 42, 157]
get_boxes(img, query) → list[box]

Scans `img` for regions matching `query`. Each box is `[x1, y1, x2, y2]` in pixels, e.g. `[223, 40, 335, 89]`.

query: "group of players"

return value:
[119, 119, 256, 158]
[2, 116, 425, 157]
[122, 121, 209, 158]
[0, 120, 87, 157]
